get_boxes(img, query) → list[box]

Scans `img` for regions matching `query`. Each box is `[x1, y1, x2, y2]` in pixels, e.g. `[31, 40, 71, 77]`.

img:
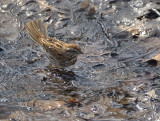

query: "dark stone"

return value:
[0, 48, 3, 52]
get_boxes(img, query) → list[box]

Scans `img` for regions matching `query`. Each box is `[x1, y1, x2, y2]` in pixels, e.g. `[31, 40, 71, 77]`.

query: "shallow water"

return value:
[0, 0, 160, 120]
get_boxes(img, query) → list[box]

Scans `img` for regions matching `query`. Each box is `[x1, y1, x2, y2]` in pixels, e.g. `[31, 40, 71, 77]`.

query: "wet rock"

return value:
[138, 9, 160, 20]
[92, 64, 106, 70]
[155, 89, 160, 97]
[110, 52, 119, 58]
[0, 0, 160, 120]
[0, 48, 4, 52]
[23, 100, 66, 111]
[9, 111, 30, 121]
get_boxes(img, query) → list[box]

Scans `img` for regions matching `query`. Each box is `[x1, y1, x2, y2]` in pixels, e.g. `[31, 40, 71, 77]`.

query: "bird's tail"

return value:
[25, 19, 49, 45]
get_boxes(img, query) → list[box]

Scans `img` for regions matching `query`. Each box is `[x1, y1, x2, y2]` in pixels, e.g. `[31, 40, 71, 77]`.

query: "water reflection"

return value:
[0, 0, 160, 120]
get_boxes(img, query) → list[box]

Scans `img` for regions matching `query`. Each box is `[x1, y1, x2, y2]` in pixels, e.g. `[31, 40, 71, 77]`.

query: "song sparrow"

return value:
[25, 19, 83, 68]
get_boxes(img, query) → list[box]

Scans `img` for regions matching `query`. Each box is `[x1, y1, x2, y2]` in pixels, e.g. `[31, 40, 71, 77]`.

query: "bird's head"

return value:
[65, 44, 83, 57]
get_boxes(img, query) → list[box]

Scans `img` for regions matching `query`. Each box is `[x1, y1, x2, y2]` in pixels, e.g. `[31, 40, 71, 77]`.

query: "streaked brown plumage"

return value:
[25, 19, 83, 68]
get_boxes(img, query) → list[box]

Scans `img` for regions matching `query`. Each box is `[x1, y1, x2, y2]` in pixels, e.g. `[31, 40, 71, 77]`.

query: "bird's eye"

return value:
[67, 48, 78, 53]
[66, 47, 83, 54]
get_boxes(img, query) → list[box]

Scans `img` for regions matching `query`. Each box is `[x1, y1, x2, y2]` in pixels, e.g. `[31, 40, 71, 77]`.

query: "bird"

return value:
[25, 19, 83, 68]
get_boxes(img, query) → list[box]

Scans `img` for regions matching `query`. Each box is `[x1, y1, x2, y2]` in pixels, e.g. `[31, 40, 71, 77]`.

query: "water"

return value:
[0, 0, 160, 120]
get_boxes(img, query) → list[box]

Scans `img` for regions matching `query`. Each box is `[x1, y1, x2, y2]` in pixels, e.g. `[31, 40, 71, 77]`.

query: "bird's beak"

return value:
[79, 50, 84, 54]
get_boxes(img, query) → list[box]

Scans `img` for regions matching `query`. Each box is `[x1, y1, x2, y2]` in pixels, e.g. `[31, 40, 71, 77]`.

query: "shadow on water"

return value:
[0, 0, 160, 120]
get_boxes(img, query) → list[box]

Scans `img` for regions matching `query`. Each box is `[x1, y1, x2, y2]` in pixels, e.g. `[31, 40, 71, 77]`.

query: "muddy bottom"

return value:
[0, 0, 160, 120]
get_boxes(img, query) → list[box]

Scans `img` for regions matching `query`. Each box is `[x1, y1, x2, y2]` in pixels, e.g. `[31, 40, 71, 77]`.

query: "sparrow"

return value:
[25, 19, 83, 68]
